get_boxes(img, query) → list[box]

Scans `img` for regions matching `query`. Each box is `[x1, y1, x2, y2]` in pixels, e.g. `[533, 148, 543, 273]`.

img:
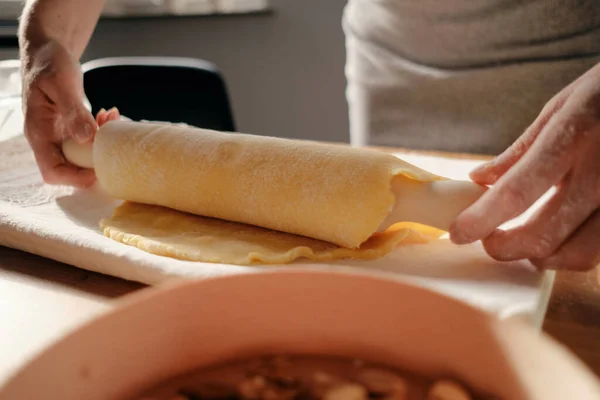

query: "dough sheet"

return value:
[101, 202, 444, 265]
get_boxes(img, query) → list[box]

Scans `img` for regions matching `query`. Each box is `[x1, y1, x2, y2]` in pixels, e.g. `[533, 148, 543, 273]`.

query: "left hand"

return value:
[449, 63, 600, 272]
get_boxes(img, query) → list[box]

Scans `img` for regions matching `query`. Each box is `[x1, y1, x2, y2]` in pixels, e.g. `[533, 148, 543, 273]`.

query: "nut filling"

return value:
[135, 355, 497, 400]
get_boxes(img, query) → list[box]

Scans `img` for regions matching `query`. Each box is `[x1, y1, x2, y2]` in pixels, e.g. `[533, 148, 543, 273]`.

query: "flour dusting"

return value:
[0, 135, 74, 206]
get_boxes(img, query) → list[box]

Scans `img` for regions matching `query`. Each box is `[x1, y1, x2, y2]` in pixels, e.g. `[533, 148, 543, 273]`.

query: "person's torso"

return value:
[343, 0, 600, 154]
[346, 0, 600, 69]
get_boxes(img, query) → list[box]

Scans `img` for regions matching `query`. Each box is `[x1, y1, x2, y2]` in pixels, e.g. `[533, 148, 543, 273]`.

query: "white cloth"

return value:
[0, 59, 553, 325]
[343, 0, 600, 154]
[0, 134, 552, 325]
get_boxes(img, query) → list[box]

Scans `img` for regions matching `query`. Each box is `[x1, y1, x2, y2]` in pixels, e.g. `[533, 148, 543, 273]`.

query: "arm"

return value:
[19, 0, 106, 60]
[18, 0, 107, 188]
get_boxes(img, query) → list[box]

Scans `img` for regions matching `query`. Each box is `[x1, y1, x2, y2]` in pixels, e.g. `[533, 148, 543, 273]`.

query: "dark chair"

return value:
[82, 57, 236, 131]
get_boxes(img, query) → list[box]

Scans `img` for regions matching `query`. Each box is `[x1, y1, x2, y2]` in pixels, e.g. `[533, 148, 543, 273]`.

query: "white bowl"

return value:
[0, 269, 598, 400]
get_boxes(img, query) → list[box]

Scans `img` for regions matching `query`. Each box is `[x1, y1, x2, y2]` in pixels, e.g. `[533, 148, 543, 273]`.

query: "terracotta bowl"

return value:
[0, 269, 598, 400]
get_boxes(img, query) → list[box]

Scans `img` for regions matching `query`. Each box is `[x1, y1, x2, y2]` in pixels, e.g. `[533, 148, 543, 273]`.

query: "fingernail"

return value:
[107, 107, 119, 118]
[449, 223, 471, 245]
[469, 165, 499, 185]
[450, 231, 471, 245]
[75, 122, 95, 142]
[471, 162, 491, 175]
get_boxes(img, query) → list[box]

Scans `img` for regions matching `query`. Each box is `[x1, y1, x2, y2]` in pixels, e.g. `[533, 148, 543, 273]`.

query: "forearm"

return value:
[18, 0, 106, 62]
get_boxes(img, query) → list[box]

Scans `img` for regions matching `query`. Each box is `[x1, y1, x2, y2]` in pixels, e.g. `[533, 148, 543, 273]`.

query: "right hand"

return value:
[21, 40, 98, 187]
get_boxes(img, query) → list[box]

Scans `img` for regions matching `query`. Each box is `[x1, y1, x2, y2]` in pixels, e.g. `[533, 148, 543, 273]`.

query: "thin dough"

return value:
[100, 202, 444, 265]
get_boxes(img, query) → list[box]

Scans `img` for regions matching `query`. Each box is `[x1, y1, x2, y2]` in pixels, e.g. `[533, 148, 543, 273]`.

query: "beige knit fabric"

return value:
[343, 0, 600, 154]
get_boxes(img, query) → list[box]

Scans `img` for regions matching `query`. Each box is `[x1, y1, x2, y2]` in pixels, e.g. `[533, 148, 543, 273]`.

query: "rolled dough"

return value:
[94, 121, 444, 247]
[100, 202, 443, 265]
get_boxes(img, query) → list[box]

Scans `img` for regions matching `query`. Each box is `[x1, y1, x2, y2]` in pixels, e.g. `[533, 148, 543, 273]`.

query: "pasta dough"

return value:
[100, 202, 443, 265]
[94, 121, 446, 264]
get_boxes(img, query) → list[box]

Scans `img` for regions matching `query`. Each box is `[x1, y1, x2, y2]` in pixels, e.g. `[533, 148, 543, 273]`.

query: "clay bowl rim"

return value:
[0, 268, 598, 400]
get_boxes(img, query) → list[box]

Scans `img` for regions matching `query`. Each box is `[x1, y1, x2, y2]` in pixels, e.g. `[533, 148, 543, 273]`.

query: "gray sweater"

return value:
[343, 0, 600, 154]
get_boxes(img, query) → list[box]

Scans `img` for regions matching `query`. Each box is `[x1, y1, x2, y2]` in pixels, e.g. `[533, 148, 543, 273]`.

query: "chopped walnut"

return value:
[312, 371, 338, 386]
[239, 376, 268, 399]
[261, 387, 298, 400]
[308, 371, 345, 398]
[356, 368, 409, 397]
[136, 355, 495, 400]
[323, 384, 368, 400]
[427, 380, 472, 400]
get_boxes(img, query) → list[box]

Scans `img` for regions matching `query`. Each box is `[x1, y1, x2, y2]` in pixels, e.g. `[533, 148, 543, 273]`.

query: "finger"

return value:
[96, 108, 108, 126]
[470, 122, 543, 185]
[42, 163, 97, 188]
[470, 91, 570, 185]
[451, 102, 592, 244]
[35, 87, 96, 144]
[481, 169, 598, 261]
[532, 209, 600, 271]
[27, 122, 96, 188]
[34, 142, 96, 187]
[96, 107, 120, 127]
[68, 108, 97, 144]
[58, 94, 97, 144]
[104, 107, 120, 125]
[35, 55, 97, 144]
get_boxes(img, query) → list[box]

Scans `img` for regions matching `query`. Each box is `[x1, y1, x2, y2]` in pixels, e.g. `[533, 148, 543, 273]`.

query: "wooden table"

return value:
[0, 147, 599, 385]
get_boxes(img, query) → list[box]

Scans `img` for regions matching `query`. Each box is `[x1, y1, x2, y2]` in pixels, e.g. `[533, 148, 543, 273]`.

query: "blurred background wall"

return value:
[82, 0, 351, 143]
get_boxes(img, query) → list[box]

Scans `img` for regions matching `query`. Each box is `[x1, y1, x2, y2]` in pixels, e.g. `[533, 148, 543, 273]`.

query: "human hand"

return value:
[96, 107, 121, 127]
[21, 40, 97, 187]
[450, 63, 600, 271]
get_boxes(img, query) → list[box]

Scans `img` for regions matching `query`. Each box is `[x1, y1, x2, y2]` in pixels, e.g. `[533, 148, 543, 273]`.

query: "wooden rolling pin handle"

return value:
[378, 177, 488, 233]
[62, 138, 95, 169]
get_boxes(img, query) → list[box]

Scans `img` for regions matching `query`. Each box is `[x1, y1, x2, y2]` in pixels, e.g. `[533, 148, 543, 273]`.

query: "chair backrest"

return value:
[82, 57, 236, 132]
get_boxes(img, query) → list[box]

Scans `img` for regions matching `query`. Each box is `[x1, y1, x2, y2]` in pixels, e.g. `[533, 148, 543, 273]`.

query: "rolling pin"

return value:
[61, 120, 486, 248]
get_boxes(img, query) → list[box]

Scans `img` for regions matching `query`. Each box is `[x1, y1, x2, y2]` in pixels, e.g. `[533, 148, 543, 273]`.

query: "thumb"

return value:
[67, 102, 98, 144]
[40, 41, 98, 143]
[53, 75, 98, 144]
[41, 73, 97, 144]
